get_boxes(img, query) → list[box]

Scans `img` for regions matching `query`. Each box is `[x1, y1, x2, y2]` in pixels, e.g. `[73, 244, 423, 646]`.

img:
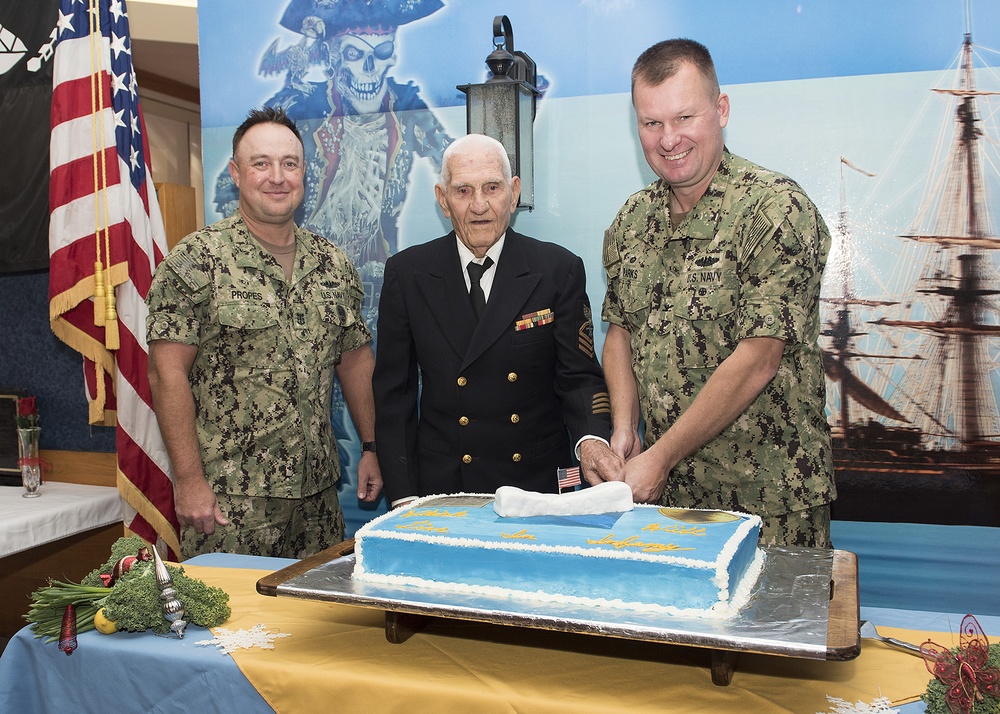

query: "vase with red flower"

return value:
[15, 397, 41, 498]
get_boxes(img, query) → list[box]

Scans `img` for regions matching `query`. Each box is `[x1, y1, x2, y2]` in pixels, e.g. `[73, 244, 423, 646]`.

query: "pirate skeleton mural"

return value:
[213, 0, 452, 328]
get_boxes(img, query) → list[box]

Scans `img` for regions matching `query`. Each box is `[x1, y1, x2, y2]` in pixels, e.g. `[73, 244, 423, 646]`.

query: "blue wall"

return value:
[0, 270, 116, 452]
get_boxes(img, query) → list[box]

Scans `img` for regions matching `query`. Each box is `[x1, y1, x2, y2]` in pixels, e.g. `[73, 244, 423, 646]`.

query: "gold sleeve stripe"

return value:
[578, 325, 595, 357]
[592, 392, 611, 414]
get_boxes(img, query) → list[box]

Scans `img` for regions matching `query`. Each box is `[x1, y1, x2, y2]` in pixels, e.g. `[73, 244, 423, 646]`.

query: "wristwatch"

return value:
[361, 441, 377, 453]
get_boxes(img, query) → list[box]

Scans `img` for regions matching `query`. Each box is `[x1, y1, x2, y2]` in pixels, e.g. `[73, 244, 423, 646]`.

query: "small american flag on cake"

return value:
[556, 466, 581, 492]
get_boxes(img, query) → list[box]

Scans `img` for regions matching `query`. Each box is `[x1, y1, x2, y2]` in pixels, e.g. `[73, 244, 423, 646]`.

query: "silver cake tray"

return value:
[258, 541, 860, 685]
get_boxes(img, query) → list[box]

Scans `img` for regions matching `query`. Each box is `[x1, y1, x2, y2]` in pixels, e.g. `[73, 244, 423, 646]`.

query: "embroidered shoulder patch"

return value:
[602, 227, 622, 268]
[741, 212, 774, 264]
[166, 250, 209, 292]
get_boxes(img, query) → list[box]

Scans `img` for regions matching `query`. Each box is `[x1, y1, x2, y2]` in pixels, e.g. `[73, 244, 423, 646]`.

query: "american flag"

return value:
[48, 0, 179, 558]
[557, 466, 581, 492]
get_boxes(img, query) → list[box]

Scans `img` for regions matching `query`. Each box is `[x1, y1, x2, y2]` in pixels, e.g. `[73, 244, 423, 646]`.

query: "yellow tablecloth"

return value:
[181, 564, 964, 713]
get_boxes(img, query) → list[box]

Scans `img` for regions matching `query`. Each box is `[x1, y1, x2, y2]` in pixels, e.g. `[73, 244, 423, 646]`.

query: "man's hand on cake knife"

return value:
[580, 439, 626, 486]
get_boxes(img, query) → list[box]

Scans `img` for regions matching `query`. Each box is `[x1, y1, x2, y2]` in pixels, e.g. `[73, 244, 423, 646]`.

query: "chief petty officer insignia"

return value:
[578, 302, 595, 358]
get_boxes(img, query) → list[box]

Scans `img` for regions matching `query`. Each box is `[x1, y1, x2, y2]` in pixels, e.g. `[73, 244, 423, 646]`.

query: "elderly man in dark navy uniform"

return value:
[374, 134, 623, 506]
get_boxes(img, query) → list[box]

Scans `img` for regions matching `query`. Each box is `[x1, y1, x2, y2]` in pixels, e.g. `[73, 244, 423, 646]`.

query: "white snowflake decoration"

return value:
[818, 696, 899, 714]
[196, 623, 291, 654]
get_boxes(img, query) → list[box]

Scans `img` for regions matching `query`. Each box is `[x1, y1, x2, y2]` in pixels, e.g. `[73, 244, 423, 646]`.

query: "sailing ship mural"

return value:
[822, 25, 1000, 526]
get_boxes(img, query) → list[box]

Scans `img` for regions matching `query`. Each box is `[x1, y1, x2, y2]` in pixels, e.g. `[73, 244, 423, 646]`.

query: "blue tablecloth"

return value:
[0, 554, 288, 714]
[1, 552, 997, 713]
[832, 521, 1000, 615]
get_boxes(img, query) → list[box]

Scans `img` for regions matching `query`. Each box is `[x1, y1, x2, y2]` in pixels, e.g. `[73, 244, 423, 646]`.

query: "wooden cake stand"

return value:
[257, 540, 859, 686]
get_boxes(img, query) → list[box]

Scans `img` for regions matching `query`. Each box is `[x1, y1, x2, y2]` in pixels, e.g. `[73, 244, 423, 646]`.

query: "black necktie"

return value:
[467, 257, 494, 319]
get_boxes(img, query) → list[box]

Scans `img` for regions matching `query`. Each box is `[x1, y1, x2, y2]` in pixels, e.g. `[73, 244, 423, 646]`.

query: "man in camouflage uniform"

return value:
[601, 39, 835, 547]
[147, 107, 382, 559]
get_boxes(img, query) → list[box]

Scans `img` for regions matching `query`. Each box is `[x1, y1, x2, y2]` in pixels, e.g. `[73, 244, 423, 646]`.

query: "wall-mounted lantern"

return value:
[457, 15, 539, 209]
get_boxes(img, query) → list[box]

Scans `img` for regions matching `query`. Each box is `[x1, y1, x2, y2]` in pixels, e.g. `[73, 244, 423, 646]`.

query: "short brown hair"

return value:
[631, 38, 720, 98]
[231, 106, 303, 158]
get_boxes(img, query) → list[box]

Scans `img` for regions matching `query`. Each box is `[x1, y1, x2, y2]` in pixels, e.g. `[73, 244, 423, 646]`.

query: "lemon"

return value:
[94, 608, 118, 634]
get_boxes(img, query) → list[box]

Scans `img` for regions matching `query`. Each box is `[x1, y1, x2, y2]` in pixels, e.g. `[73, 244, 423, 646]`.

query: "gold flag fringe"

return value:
[118, 469, 182, 558]
[49, 260, 130, 426]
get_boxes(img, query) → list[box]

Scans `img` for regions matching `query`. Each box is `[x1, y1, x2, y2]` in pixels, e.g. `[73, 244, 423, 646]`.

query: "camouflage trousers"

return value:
[661, 487, 832, 549]
[181, 484, 345, 560]
[757, 503, 832, 549]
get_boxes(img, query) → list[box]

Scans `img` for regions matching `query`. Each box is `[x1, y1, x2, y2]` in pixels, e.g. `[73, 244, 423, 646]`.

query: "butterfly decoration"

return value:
[920, 614, 1000, 714]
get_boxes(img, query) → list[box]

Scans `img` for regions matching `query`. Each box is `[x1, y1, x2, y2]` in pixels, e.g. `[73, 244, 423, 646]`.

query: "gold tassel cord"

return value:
[93, 260, 106, 325]
[89, 0, 104, 327]
[87, 0, 120, 349]
[97, 0, 118, 351]
[104, 280, 119, 349]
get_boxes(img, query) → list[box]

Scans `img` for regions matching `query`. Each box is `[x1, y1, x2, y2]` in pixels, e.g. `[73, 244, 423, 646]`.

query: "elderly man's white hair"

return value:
[439, 133, 512, 187]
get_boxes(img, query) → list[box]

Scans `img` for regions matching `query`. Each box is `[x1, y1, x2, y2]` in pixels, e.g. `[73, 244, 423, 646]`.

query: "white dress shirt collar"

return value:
[456, 233, 505, 300]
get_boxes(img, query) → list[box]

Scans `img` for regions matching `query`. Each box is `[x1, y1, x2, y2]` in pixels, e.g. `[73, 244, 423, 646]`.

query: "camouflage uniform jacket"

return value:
[601, 150, 835, 515]
[146, 213, 371, 499]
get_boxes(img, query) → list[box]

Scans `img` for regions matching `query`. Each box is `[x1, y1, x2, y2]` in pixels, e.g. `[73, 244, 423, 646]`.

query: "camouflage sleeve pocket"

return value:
[619, 283, 652, 315]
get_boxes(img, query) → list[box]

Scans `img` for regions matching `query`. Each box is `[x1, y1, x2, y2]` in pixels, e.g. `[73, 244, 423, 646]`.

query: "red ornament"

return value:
[107, 547, 154, 586]
[921, 614, 1000, 714]
[58, 604, 78, 655]
[111, 556, 137, 584]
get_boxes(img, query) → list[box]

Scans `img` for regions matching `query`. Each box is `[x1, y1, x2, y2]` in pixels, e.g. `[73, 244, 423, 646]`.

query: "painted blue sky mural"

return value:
[199, 0, 1000, 126]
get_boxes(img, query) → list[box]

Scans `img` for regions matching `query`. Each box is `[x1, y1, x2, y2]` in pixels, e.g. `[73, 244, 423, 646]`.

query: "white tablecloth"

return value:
[0, 482, 122, 558]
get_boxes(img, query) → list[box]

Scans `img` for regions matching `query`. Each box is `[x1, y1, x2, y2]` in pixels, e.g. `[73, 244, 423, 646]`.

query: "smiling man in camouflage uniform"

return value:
[147, 107, 382, 559]
[601, 39, 835, 548]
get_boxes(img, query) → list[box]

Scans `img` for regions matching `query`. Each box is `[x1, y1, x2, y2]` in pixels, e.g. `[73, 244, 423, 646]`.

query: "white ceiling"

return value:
[129, 0, 200, 101]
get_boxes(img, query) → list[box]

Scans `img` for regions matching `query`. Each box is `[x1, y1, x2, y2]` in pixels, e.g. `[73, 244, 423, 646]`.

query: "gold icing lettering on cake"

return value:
[500, 529, 536, 540]
[586, 534, 695, 552]
[400, 508, 469, 518]
[395, 520, 449, 533]
[642, 523, 706, 536]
